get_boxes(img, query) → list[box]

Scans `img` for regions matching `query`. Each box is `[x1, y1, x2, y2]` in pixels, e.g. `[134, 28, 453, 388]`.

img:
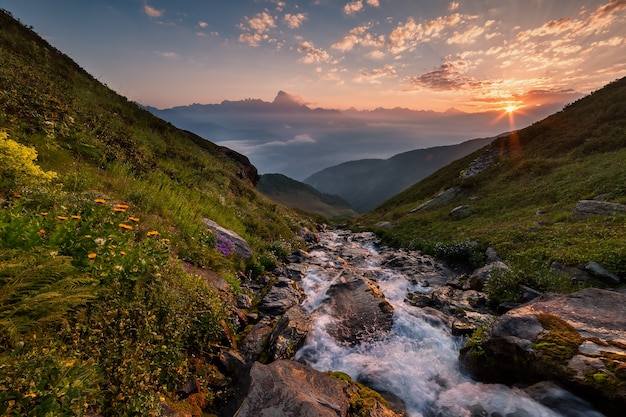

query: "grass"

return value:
[361, 76, 626, 301]
[0, 9, 315, 416]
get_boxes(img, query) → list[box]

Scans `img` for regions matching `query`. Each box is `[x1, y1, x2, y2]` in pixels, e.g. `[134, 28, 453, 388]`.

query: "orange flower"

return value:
[40, 212, 49, 216]
[71, 215, 81, 220]
[37, 229, 46, 235]
[119, 223, 133, 230]
[113, 208, 127, 213]
[115, 204, 129, 210]
[84, 235, 92, 238]
[57, 216, 68, 221]
[88, 253, 97, 259]
[94, 199, 106, 204]
[129, 216, 140, 222]
[147, 231, 159, 237]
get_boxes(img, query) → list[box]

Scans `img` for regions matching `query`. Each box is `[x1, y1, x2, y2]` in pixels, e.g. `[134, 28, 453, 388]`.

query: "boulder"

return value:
[585, 261, 621, 285]
[267, 305, 312, 361]
[202, 218, 253, 259]
[572, 199, 626, 219]
[467, 261, 510, 291]
[239, 317, 276, 363]
[234, 360, 350, 417]
[449, 205, 475, 219]
[258, 279, 303, 318]
[323, 270, 394, 346]
[460, 288, 626, 417]
[410, 186, 461, 212]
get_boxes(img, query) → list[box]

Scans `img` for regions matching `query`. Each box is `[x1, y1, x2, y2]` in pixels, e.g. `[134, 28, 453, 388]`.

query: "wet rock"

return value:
[523, 381, 604, 417]
[259, 280, 303, 317]
[324, 270, 394, 346]
[284, 264, 307, 281]
[235, 360, 350, 417]
[286, 249, 308, 264]
[267, 305, 312, 361]
[460, 288, 626, 416]
[239, 317, 276, 363]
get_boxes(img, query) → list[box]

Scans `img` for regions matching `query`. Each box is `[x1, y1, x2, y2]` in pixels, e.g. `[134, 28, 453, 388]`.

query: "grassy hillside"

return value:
[0, 9, 314, 416]
[305, 137, 493, 213]
[362, 76, 626, 300]
[257, 173, 358, 220]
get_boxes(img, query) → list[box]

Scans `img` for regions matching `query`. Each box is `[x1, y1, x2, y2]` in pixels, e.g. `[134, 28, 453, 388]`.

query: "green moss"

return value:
[534, 313, 582, 365]
[329, 372, 391, 417]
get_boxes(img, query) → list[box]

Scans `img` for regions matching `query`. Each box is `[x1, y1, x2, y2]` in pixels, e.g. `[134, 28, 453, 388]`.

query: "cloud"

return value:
[446, 25, 486, 45]
[143, 3, 163, 18]
[354, 64, 397, 84]
[284, 13, 307, 29]
[343, 0, 379, 16]
[332, 24, 385, 52]
[239, 11, 277, 46]
[388, 14, 464, 54]
[198, 21, 209, 28]
[156, 51, 179, 59]
[297, 41, 331, 63]
[405, 60, 490, 91]
[448, 2, 460, 11]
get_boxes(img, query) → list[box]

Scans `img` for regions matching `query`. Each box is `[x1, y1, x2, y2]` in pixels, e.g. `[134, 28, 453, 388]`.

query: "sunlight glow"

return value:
[505, 104, 519, 113]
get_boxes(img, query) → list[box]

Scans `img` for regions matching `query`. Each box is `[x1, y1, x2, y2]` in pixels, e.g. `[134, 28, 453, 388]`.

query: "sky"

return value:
[3, 0, 626, 114]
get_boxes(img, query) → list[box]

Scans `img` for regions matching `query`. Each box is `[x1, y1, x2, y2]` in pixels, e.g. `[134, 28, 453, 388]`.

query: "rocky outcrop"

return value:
[234, 360, 350, 417]
[410, 186, 461, 213]
[267, 305, 312, 361]
[323, 270, 394, 346]
[258, 278, 304, 318]
[202, 218, 253, 259]
[460, 288, 626, 417]
[572, 199, 626, 219]
[221, 147, 260, 185]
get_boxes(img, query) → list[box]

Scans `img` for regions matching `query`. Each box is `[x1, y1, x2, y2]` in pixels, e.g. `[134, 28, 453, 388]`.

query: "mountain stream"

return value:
[294, 230, 604, 417]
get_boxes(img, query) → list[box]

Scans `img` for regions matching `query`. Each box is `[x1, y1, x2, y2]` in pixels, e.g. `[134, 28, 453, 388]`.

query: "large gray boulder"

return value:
[203, 218, 253, 259]
[234, 361, 350, 417]
[323, 270, 394, 346]
[460, 288, 626, 417]
[572, 199, 626, 219]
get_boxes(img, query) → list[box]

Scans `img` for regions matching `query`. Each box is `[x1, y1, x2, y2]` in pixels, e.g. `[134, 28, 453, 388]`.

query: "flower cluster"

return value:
[216, 235, 235, 256]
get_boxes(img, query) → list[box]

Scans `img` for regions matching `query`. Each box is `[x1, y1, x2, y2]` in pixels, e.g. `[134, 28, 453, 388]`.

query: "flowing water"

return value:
[295, 230, 604, 417]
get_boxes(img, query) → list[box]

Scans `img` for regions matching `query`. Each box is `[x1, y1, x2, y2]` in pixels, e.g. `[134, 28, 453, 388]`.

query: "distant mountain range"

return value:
[145, 91, 570, 181]
[304, 137, 494, 213]
[257, 174, 358, 219]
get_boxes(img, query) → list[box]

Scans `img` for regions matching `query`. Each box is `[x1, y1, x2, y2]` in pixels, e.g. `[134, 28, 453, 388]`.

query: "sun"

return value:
[505, 104, 519, 114]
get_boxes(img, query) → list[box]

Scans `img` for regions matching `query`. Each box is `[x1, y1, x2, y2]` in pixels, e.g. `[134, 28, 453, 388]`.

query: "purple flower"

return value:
[216, 235, 235, 256]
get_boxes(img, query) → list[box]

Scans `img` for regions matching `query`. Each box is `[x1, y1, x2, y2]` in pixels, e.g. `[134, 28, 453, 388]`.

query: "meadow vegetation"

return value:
[0, 9, 313, 416]
[361, 76, 626, 302]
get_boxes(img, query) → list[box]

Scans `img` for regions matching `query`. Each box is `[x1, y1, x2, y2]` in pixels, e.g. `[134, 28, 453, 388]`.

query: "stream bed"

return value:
[294, 230, 604, 417]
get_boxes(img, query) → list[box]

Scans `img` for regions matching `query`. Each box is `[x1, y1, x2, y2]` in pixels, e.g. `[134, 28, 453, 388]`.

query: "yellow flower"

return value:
[84, 235, 92, 238]
[147, 231, 159, 237]
[115, 204, 129, 209]
[94, 198, 106, 204]
[65, 359, 76, 367]
[37, 229, 45, 235]
[40, 212, 49, 216]
[119, 223, 133, 230]
[113, 208, 127, 213]
[120, 251, 127, 256]
[88, 253, 97, 259]
[57, 216, 68, 221]
[129, 216, 140, 222]
[71, 215, 81, 220]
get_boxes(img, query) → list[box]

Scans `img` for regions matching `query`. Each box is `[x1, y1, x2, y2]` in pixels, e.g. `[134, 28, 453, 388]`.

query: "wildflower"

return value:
[216, 235, 235, 256]
[120, 251, 127, 256]
[37, 229, 45, 235]
[147, 231, 159, 237]
[41, 212, 49, 216]
[113, 208, 127, 213]
[65, 359, 76, 367]
[119, 223, 133, 230]
[94, 237, 105, 246]
[94, 198, 106, 204]
[129, 216, 140, 222]
[162, 238, 171, 244]
[57, 216, 68, 221]
[115, 204, 129, 210]
[88, 253, 97, 259]
[71, 215, 81, 220]
[85, 235, 92, 238]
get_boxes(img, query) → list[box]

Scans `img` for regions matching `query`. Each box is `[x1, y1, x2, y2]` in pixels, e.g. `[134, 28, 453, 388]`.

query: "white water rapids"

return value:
[294, 230, 604, 417]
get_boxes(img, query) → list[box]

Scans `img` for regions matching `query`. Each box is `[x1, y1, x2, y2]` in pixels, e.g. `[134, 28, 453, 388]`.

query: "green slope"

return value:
[362, 76, 626, 298]
[257, 173, 358, 220]
[0, 9, 312, 416]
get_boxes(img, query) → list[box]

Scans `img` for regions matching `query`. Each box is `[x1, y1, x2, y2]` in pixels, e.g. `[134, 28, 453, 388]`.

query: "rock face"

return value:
[323, 270, 394, 346]
[572, 199, 626, 219]
[410, 186, 461, 212]
[460, 288, 626, 417]
[234, 360, 350, 417]
[202, 218, 253, 259]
